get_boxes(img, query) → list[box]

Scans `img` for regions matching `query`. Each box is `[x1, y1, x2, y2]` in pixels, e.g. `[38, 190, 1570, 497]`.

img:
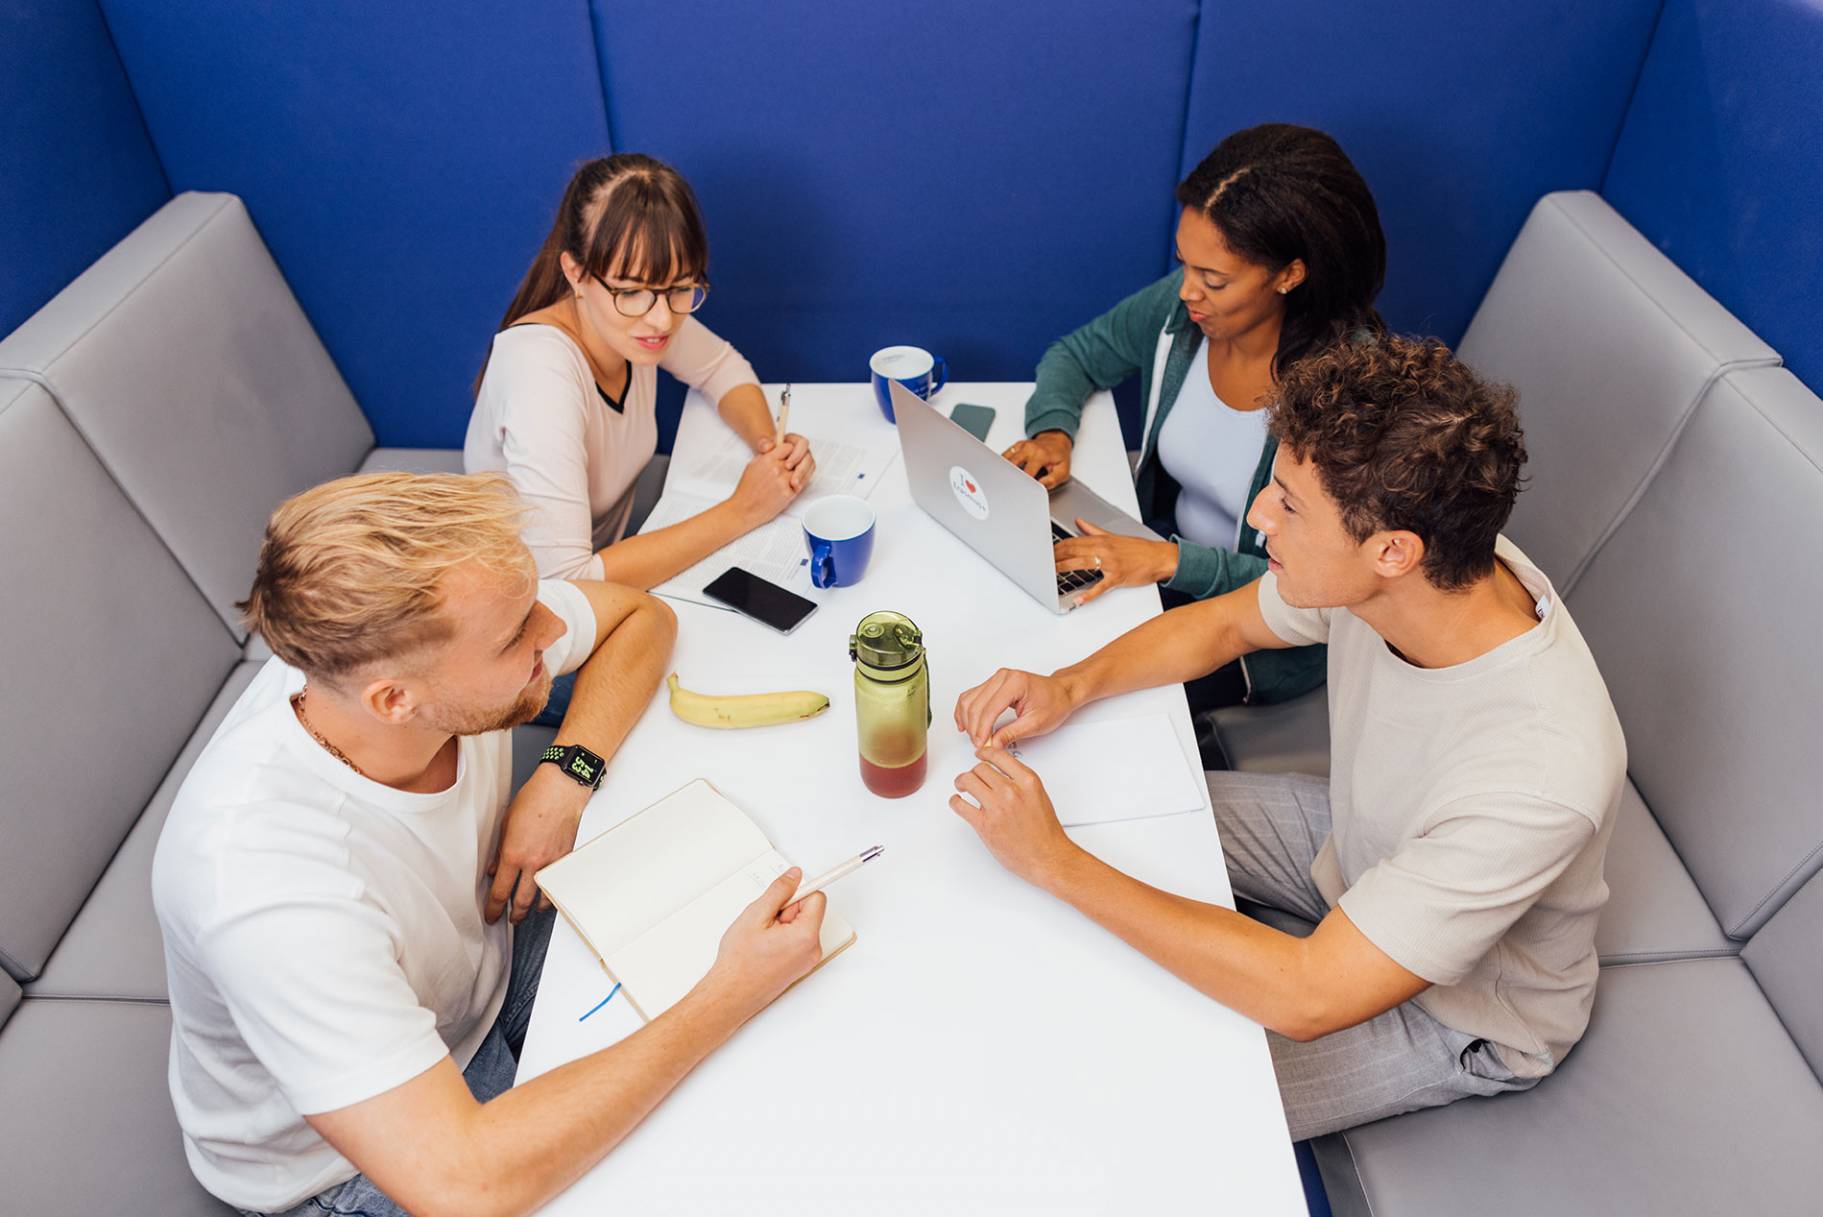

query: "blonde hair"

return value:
[239, 472, 533, 680]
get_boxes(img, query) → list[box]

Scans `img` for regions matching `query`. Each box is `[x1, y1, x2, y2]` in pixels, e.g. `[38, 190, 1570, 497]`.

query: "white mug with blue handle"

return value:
[802, 495, 877, 589]
[870, 345, 947, 423]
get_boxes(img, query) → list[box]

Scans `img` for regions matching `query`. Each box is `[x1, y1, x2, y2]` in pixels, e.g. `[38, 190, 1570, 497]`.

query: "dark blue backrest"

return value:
[0, 0, 168, 337]
[1181, 0, 1663, 345]
[595, 0, 1197, 418]
[98, 0, 613, 447]
[1604, 0, 1823, 394]
[7, 0, 1823, 448]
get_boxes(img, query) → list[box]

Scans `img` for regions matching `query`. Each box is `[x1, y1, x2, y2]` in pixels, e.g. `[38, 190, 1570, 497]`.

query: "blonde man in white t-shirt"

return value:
[950, 337, 1626, 1139]
[154, 473, 828, 1217]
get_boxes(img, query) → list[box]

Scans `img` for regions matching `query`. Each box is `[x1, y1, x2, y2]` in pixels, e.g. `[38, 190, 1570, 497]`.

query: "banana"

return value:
[665, 673, 830, 730]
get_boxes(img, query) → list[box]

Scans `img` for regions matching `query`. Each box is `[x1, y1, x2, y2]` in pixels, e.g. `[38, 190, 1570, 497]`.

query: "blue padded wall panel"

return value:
[594, 0, 1198, 439]
[1604, 0, 1823, 395]
[1180, 0, 1662, 345]
[99, 1, 612, 447]
[0, 0, 169, 337]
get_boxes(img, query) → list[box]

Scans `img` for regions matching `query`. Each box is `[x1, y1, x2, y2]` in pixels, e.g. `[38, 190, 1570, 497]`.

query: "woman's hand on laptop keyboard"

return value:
[1003, 430, 1074, 489]
[1053, 519, 1180, 605]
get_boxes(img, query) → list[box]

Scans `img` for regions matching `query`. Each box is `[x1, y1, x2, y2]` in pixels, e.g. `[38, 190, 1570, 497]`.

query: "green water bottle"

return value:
[850, 610, 931, 798]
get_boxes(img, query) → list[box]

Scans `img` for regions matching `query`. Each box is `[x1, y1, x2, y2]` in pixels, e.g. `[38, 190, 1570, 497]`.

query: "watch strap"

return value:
[540, 743, 605, 790]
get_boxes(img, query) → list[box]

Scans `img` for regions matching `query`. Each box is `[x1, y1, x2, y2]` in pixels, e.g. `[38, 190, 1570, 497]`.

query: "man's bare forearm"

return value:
[1056, 596, 1249, 708]
[1038, 848, 1324, 1038]
[449, 980, 755, 1217]
[556, 594, 676, 760]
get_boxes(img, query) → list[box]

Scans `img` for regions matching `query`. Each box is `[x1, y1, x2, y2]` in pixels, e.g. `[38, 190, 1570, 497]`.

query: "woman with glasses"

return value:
[467, 153, 813, 588]
[1003, 123, 1385, 711]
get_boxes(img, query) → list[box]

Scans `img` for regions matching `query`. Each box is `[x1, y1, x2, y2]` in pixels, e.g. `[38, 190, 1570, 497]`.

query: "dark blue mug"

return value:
[869, 345, 948, 423]
[802, 495, 877, 589]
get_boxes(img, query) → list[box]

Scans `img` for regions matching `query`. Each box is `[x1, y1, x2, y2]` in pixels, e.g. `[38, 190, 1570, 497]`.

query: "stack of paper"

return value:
[646, 399, 899, 608]
[1002, 712, 1206, 826]
[642, 491, 815, 600]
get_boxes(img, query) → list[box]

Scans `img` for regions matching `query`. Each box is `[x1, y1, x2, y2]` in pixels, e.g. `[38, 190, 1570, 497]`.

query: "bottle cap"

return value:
[849, 610, 924, 670]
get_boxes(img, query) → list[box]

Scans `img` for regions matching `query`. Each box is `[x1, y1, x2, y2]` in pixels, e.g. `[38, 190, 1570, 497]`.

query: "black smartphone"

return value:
[950, 402, 997, 443]
[702, 566, 819, 634]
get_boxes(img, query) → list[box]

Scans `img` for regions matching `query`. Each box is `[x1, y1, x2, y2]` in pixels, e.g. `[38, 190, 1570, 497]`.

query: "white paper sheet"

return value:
[1005, 712, 1206, 826]
[642, 491, 815, 609]
[668, 431, 892, 513]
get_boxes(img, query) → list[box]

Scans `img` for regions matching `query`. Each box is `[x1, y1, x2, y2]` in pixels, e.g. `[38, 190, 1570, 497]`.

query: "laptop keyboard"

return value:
[1052, 523, 1104, 596]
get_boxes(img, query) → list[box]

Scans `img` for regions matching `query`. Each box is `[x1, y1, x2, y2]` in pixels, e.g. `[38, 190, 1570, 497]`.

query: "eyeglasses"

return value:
[588, 274, 710, 318]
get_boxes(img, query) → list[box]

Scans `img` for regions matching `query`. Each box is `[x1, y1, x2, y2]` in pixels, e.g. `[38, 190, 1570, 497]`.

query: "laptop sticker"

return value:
[949, 465, 990, 520]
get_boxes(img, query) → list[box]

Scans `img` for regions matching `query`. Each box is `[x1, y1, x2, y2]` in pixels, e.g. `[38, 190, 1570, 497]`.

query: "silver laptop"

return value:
[892, 381, 1164, 614]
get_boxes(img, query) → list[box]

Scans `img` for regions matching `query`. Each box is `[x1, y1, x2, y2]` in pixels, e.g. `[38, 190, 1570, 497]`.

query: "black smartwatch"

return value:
[540, 743, 606, 791]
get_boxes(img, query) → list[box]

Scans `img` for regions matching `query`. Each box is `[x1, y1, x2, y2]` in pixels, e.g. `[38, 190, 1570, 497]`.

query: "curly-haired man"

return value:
[949, 336, 1625, 1137]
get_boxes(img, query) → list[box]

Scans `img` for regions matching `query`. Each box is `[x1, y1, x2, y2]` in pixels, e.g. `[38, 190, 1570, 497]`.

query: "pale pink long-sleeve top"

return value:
[464, 318, 759, 579]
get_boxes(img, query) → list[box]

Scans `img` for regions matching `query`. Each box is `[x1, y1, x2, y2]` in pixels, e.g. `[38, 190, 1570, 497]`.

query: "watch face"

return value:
[544, 745, 604, 788]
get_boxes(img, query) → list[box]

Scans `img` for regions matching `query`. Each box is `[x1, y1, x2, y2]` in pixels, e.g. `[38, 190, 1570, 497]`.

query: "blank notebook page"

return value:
[536, 779, 855, 1020]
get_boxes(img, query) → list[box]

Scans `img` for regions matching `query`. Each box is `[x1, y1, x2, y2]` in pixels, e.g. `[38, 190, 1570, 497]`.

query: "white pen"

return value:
[790, 844, 883, 903]
[775, 382, 792, 446]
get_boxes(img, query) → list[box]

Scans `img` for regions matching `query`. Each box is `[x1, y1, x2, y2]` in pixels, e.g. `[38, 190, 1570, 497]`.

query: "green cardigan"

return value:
[1024, 268, 1326, 705]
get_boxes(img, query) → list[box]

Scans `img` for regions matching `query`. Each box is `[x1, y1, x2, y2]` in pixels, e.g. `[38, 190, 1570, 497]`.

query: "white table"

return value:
[516, 383, 1307, 1216]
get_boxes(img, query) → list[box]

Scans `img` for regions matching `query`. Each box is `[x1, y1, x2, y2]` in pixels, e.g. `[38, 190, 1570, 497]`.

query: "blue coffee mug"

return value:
[802, 495, 877, 589]
[870, 345, 948, 423]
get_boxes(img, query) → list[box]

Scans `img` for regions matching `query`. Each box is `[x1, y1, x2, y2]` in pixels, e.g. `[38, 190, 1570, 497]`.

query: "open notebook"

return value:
[534, 779, 856, 1022]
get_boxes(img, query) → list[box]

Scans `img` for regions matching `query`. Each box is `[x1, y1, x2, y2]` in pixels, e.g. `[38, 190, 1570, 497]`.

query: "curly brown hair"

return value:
[1268, 335, 1526, 591]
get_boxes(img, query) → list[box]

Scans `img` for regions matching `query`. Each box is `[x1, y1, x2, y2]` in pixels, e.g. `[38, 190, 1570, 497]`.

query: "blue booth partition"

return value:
[1180, 0, 1664, 345]
[0, 0, 169, 338]
[11, 0, 1823, 452]
[1604, 0, 1823, 393]
[594, 0, 1202, 446]
[97, 0, 614, 448]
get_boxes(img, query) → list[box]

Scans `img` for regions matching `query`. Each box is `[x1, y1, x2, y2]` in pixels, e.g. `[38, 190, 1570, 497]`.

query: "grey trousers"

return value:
[1206, 770, 1537, 1140]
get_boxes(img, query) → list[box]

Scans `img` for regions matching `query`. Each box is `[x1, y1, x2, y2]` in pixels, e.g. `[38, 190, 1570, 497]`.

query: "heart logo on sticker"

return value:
[949, 465, 990, 520]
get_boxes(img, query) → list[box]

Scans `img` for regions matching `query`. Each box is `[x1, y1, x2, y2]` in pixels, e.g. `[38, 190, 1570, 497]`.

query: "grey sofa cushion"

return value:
[1457, 191, 1777, 592]
[0, 192, 374, 638]
[0, 385, 239, 982]
[1571, 367, 1823, 938]
[1209, 688, 1330, 777]
[0, 972, 16, 1031]
[358, 446, 466, 475]
[0, 997, 234, 1215]
[30, 661, 263, 1000]
[1593, 782, 1731, 964]
[1743, 868, 1823, 1083]
[1313, 957, 1823, 1217]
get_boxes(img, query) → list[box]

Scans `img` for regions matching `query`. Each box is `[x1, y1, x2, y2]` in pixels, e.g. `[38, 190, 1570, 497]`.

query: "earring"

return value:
[1278, 285, 1290, 295]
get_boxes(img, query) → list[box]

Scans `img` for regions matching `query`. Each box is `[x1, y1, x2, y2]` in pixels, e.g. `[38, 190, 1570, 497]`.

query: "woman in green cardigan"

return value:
[1005, 123, 1386, 707]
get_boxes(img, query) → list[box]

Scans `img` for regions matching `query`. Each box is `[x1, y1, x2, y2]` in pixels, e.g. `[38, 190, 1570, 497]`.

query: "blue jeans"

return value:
[249, 908, 555, 1217]
[532, 670, 574, 728]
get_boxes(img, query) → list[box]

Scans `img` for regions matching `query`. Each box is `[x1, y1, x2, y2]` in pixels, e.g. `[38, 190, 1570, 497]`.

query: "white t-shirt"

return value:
[152, 581, 597, 1213]
[1154, 337, 1270, 550]
[1256, 538, 1626, 1077]
[465, 319, 759, 581]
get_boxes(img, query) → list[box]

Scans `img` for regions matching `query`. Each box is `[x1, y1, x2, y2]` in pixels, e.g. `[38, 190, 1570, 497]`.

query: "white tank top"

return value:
[1155, 337, 1270, 550]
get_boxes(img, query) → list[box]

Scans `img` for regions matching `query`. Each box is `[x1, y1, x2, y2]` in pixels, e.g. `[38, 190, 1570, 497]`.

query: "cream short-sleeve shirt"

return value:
[1255, 538, 1627, 1076]
[466, 318, 759, 579]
